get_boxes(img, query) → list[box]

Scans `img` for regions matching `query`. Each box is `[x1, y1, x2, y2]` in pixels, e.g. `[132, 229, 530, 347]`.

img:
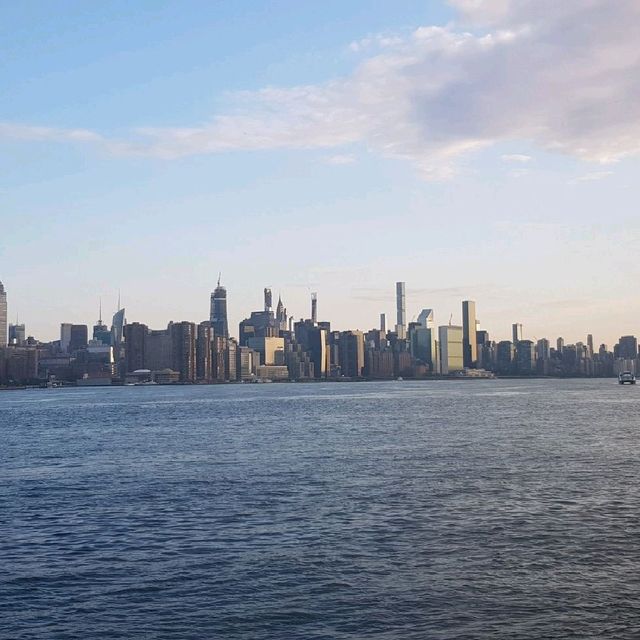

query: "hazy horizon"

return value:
[3, 0, 639, 347]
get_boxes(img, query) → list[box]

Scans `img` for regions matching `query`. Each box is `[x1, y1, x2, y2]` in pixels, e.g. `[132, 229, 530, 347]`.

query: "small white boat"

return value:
[618, 371, 636, 385]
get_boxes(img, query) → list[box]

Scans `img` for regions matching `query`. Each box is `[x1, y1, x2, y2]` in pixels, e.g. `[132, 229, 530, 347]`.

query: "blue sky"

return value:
[2, 0, 640, 345]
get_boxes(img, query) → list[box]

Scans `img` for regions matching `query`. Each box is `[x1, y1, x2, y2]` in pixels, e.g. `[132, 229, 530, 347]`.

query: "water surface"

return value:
[2, 379, 640, 638]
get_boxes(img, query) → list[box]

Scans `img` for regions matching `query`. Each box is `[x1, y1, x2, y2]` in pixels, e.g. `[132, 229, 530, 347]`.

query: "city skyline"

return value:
[3, 275, 635, 387]
[3, 1, 640, 345]
[0, 275, 633, 352]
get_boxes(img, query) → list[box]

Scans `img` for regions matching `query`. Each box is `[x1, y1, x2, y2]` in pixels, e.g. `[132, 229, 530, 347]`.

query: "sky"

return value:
[2, 0, 640, 346]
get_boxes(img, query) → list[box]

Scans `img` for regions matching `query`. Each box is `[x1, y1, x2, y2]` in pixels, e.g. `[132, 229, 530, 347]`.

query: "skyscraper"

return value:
[587, 334, 594, 357]
[462, 300, 477, 368]
[170, 321, 196, 382]
[380, 313, 386, 333]
[496, 341, 515, 375]
[311, 292, 318, 325]
[395, 282, 406, 339]
[9, 324, 26, 346]
[93, 300, 111, 345]
[196, 322, 213, 382]
[123, 322, 147, 373]
[0, 281, 7, 348]
[417, 308, 434, 329]
[616, 335, 638, 360]
[438, 325, 464, 375]
[210, 276, 229, 339]
[512, 323, 523, 344]
[275, 294, 287, 332]
[264, 287, 272, 312]
[111, 308, 126, 359]
[338, 330, 365, 378]
[516, 340, 536, 374]
[60, 323, 73, 353]
[69, 325, 88, 353]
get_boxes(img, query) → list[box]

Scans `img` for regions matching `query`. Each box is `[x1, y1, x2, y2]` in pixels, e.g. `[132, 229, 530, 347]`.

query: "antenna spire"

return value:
[99, 297, 102, 323]
[217, 272, 221, 287]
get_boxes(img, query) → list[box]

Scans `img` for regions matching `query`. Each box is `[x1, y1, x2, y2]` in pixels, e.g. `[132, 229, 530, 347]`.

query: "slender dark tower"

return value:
[264, 288, 273, 313]
[311, 292, 318, 325]
[462, 300, 477, 368]
[0, 281, 7, 348]
[210, 274, 229, 339]
[395, 282, 406, 338]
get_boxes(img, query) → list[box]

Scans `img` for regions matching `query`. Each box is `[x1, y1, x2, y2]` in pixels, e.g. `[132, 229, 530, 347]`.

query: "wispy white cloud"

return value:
[0, 123, 103, 144]
[349, 33, 404, 53]
[1, 0, 639, 179]
[324, 154, 356, 165]
[569, 171, 614, 184]
[502, 154, 532, 163]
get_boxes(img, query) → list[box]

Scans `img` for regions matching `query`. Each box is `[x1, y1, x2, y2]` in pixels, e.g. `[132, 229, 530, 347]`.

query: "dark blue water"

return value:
[2, 380, 640, 639]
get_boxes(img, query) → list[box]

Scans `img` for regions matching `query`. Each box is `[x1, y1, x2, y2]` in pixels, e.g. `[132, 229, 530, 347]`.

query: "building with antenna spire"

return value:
[93, 298, 111, 345]
[210, 275, 229, 339]
[276, 294, 287, 332]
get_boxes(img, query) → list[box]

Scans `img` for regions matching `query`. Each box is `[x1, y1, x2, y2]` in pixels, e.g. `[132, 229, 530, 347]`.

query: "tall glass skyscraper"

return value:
[0, 281, 7, 348]
[395, 281, 406, 338]
[210, 279, 229, 339]
[111, 308, 126, 358]
[462, 300, 477, 368]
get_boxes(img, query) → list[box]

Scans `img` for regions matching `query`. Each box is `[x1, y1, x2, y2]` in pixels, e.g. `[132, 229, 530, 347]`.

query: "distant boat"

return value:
[618, 371, 636, 385]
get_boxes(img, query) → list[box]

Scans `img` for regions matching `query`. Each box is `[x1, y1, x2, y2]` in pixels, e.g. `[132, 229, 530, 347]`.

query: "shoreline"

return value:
[0, 375, 620, 391]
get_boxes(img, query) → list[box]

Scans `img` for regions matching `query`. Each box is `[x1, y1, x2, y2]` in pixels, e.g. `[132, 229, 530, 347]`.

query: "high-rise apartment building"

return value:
[438, 325, 464, 375]
[615, 335, 638, 360]
[395, 282, 406, 339]
[0, 282, 7, 348]
[170, 321, 196, 382]
[462, 300, 477, 368]
[512, 323, 523, 344]
[586, 334, 594, 357]
[60, 323, 73, 353]
[195, 322, 213, 381]
[294, 320, 327, 378]
[210, 278, 229, 339]
[123, 322, 147, 373]
[516, 340, 536, 374]
[246, 336, 285, 366]
[69, 325, 88, 353]
[380, 313, 387, 333]
[536, 338, 551, 361]
[409, 324, 436, 372]
[237, 345, 258, 381]
[496, 341, 514, 375]
[145, 328, 173, 371]
[339, 330, 365, 378]
[9, 323, 26, 346]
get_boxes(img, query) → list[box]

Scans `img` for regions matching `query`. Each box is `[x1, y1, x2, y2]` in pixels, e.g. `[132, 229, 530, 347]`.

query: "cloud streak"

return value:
[2, 0, 639, 178]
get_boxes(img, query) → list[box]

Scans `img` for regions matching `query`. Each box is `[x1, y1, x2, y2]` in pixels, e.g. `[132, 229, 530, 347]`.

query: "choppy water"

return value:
[2, 379, 640, 639]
